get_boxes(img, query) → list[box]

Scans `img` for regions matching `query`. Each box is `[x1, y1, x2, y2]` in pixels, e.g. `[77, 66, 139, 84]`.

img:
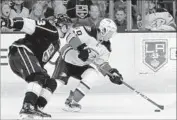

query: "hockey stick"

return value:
[122, 81, 164, 110]
[92, 62, 164, 110]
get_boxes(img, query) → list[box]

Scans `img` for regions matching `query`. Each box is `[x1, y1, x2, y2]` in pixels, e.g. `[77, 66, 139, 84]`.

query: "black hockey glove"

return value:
[77, 43, 89, 62]
[108, 68, 123, 85]
[1, 17, 12, 28]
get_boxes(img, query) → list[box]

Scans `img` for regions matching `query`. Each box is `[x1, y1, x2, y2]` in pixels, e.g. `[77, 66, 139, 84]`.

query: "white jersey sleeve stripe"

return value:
[66, 32, 76, 43]
[36, 25, 58, 33]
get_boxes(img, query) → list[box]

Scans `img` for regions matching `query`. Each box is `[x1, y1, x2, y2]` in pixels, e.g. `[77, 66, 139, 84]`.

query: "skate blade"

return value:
[18, 114, 34, 120]
[18, 113, 43, 120]
[62, 105, 81, 112]
[42, 116, 52, 119]
[34, 114, 51, 119]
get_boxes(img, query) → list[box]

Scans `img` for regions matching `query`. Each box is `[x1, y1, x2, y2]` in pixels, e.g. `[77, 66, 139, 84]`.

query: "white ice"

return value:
[1, 91, 176, 119]
[1, 65, 176, 119]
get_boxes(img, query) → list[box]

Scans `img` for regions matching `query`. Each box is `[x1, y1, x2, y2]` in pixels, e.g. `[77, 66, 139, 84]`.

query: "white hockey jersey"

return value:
[60, 26, 111, 66]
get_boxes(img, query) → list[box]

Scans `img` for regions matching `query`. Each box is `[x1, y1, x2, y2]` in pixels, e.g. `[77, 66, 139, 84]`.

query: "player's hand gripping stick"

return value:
[108, 68, 123, 85]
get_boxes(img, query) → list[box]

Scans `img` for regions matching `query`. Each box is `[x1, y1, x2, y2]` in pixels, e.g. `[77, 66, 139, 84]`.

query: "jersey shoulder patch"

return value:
[84, 26, 92, 32]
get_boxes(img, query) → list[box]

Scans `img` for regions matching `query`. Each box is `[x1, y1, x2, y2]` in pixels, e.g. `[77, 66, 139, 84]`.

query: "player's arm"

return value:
[65, 26, 99, 61]
[94, 51, 123, 85]
[65, 31, 82, 50]
[65, 26, 98, 49]
[1, 17, 58, 36]
[1, 17, 36, 34]
[68, 35, 89, 61]
[98, 62, 123, 85]
[65, 29, 90, 61]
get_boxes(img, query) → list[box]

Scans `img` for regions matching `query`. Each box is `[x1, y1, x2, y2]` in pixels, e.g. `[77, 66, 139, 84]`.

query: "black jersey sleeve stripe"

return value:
[13, 17, 24, 30]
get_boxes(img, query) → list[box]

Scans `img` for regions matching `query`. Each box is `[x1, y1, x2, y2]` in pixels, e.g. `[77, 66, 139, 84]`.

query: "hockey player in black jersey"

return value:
[1, 14, 72, 119]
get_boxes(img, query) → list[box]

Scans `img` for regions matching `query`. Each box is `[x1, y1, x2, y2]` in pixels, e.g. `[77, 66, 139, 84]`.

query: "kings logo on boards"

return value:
[143, 39, 168, 72]
[76, 5, 88, 19]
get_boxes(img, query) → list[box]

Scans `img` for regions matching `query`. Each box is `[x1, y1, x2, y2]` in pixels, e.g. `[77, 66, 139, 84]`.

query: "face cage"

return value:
[55, 14, 72, 25]
[55, 18, 72, 28]
[98, 28, 116, 42]
[97, 27, 105, 36]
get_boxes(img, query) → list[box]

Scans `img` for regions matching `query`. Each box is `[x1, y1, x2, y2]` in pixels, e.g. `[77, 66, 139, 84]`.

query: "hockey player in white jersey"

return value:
[52, 18, 123, 112]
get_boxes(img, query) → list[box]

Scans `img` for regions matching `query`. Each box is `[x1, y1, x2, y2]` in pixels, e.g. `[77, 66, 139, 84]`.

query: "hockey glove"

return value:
[108, 68, 123, 85]
[1, 17, 12, 28]
[77, 43, 89, 62]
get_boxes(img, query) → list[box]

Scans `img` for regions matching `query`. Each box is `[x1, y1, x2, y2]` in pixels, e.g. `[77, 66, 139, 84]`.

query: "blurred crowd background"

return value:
[1, 0, 177, 32]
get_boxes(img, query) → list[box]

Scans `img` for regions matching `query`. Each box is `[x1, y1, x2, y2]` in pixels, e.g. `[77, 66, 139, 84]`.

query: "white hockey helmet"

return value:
[98, 18, 117, 41]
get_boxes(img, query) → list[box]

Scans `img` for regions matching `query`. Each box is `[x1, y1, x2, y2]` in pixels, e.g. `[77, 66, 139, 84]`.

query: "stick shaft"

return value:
[93, 63, 164, 110]
[122, 81, 164, 110]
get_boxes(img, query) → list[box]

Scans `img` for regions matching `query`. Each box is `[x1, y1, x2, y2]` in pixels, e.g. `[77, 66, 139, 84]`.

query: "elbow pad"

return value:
[68, 36, 82, 50]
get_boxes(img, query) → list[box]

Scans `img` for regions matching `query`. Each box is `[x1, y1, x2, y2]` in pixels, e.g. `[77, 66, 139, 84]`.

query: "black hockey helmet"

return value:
[55, 14, 72, 27]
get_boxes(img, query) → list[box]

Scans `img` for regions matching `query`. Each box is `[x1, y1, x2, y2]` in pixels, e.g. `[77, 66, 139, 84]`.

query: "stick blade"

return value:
[159, 105, 164, 110]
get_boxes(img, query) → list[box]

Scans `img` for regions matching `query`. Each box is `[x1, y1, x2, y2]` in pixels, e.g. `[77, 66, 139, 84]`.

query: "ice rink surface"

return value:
[1, 92, 176, 119]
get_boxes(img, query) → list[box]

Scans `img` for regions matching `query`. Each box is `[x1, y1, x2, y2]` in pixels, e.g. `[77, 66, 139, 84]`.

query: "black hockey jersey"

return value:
[10, 17, 60, 67]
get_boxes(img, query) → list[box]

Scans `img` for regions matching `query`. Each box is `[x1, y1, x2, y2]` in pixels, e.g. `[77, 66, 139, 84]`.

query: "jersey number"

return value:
[37, 20, 46, 26]
[42, 44, 55, 62]
[76, 30, 82, 36]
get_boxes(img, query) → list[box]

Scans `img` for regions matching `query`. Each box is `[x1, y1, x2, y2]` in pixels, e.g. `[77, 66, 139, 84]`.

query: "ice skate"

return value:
[35, 106, 52, 119]
[19, 102, 52, 119]
[62, 91, 81, 112]
[18, 103, 42, 120]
